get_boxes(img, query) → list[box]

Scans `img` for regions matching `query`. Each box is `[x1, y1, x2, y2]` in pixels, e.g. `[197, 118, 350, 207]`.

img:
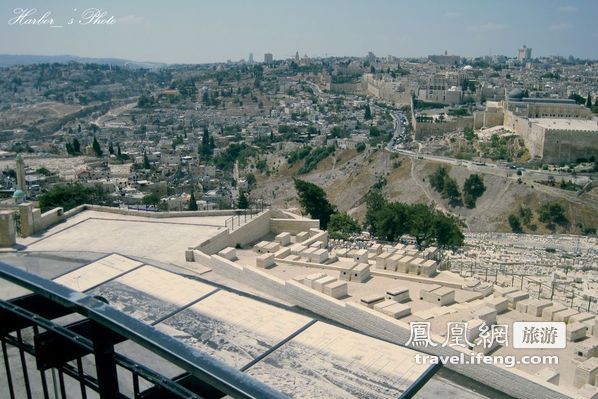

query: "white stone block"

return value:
[484, 296, 509, 314]
[526, 299, 553, 317]
[360, 294, 385, 308]
[323, 281, 347, 299]
[218, 247, 237, 261]
[476, 306, 497, 325]
[542, 304, 567, 321]
[386, 287, 410, 303]
[256, 253, 275, 268]
[353, 249, 368, 263]
[567, 322, 588, 342]
[274, 232, 292, 246]
[554, 308, 579, 323]
[295, 231, 310, 242]
[313, 276, 336, 292]
[303, 272, 326, 288]
[574, 357, 598, 388]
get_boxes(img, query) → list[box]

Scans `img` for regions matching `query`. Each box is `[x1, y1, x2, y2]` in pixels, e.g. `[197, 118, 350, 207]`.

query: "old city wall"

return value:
[542, 129, 598, 164]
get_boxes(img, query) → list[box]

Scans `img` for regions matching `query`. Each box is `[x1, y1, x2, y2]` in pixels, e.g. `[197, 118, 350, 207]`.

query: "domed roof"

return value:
[508, 88, 525, 99]
[12, 189, 25, 198]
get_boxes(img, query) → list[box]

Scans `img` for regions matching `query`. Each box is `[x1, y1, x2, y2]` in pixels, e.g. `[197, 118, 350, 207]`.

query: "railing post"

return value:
[90, 321, 120, 399]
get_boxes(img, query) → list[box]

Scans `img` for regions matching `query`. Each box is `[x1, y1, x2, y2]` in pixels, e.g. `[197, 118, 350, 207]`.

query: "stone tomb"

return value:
[385, 287, 410, 303]
[541, 304, 567, 321]
[396, 256, 414, 273]
[218, 247, 237, 261]
[274, 232, 292, 246]
[526, 299, 553, 317]
[484, 296, 509, 314]
[567, 322, 588, 342]
[323, 280, 348, 299]
[553, 308, 579, 323]
[303, 272, 326, 288]
[256, 253, 275, 268]
[313, 276, 336, 292]
[351, 263, 370, 283]
[360, 294, 385, 308]
[375, 252, 393, 270]
[574, 357, 598, 388]
[353, 249, 368, 263]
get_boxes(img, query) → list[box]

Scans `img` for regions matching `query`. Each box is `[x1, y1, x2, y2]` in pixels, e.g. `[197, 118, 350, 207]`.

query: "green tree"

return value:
[143, 151, 151, 169]
[537, 201, 568, 230]
[73, 138, 81, 154]
[39, 184, 112, 212]
[327, 212, 361, 239]
[429, 166, 448, 192]
[372, 202, 410, 241]
[92, 137, 102, 157]
[364, 190, 388, 236]
[518, 205, 533, 226]
[409, 203, 437, 246]
[587, 92, 593, 108]
[434, 212, 465, 247]
[246, 173, 256, 189]
[200, 127, 213, 158]
[508, 214, 523, 233]
[237, 191, 249, 209]
[463, 174, 486, 208]
[188, 192, 198, 211]
[442, 176, 461, 206]
[463, 127, 475, 141]
[142, 193, 160, 206]
[108, 142, 114, 155]
[364, 103, 372, 120]
[294, 178, 337, 229]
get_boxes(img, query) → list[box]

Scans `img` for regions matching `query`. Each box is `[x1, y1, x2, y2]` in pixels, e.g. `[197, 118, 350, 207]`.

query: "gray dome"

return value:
[508, 88, 525, 99]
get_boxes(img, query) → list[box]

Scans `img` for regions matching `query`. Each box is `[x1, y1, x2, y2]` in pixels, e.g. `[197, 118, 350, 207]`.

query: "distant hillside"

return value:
[0, 54, 166, 69]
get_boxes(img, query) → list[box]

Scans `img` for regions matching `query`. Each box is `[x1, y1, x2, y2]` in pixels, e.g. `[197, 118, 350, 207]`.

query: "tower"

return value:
[16, 154, 25, 192]
[13, 154, 26, 204]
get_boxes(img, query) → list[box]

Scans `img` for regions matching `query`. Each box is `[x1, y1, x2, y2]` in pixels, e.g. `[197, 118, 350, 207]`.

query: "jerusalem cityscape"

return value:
[0, 1, 597, 399]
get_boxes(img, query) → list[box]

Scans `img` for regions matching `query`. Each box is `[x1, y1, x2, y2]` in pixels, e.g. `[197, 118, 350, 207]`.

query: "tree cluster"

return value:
[65, 138, 81, 156]
[365, 191, 464, 248]
[428, 167, 486, 208]
[39, 184, 112, 212]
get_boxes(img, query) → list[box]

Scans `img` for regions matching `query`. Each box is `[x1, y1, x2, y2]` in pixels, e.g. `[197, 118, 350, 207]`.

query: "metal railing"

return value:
[453, 263, 597, 315]
[224, 203, 266, 231]
[0, 261, 287, 399]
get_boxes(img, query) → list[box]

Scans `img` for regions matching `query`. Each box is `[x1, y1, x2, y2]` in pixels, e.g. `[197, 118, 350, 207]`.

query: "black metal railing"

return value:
[0, 261, 287, 399]
[224, 203, 266, 231]
[453, 263, 597, 315]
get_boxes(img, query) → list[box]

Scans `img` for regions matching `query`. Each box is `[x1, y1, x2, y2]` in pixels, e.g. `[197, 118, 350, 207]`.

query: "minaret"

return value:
[233, 160, 240, 183]
[13, 154, 27, 204]
[15, 154, 26, 193]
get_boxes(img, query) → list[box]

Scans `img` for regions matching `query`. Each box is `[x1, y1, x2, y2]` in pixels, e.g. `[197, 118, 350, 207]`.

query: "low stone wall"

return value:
[84, 205, 254, 219]
[35, 208, 64, 231]
[270, 218, 320, 235]
[18, 203, 66, 238]
[195, 251, 575, 399]
[193, 210, 272, 255]
[414, 117, 474, 140]
[0, 210, 16, 247]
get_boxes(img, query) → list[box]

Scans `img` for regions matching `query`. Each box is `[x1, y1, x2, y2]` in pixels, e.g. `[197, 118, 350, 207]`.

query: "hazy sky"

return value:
[2, 0, 597, 64]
